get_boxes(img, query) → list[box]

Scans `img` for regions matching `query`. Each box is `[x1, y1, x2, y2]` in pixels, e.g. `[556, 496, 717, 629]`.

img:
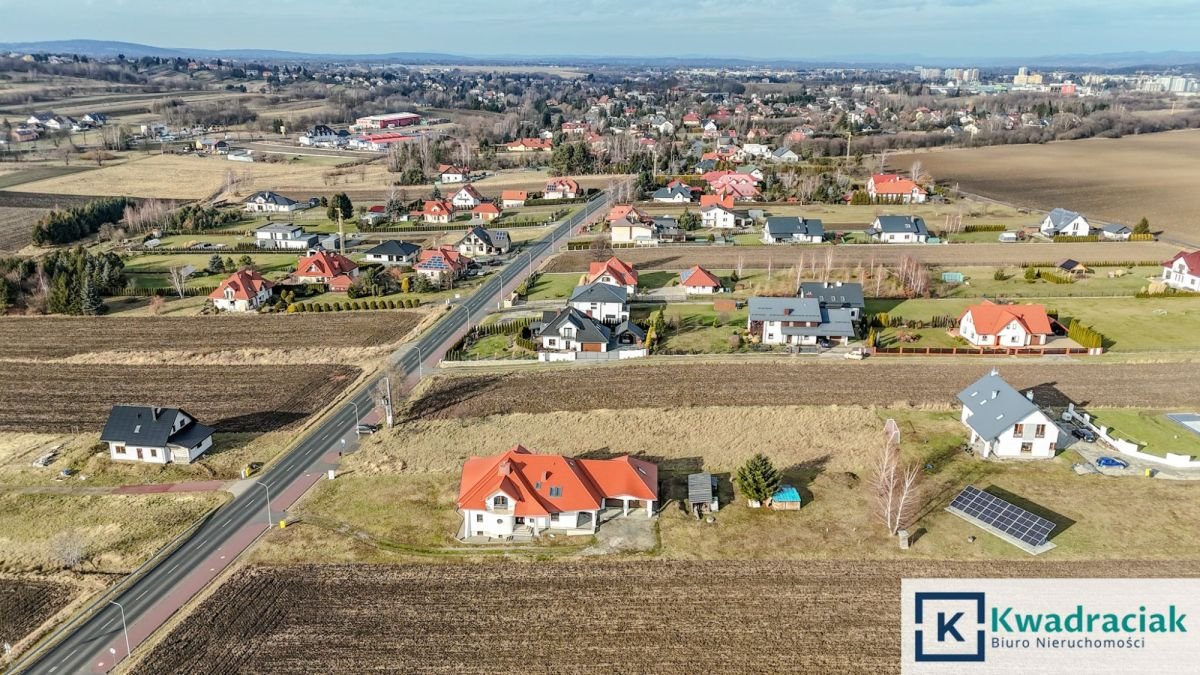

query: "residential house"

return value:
[701, 204, 738, 229]
[747, 297, 855, 346]
[450, 184, 484, 210]
[415, 199, 454, 224]
[254, 223, 337, 251]
[868, 216, 930, 243]
[735, 165, 764, 182]
[101, 405, 215, 465]
[1040, 208, 1091, 237]
[363, 240, 421, 266]
[457, 445, 657, 538]
[1101, 224, 1132, 241]
[586, 257, 639, 294]
[651, 185, 693, 203]
[866, 174, 927, 204]
[500, 190, 528, 208]
[568, 283, 630, 323]
[415, 245, 471, 281]
[957, 370, 1059, 459]
[762, 216, 824, 244]
[680, 266, 724, 294]
[209, 269, 274, 312]
[682, 112, 702, 128]
[536, 307, 645, 355]
[293, 249, 359, 292]
[196, 138, 229, 155]
[1162, 250, 1200, 291]
[741, 143, 772, 159]
[438, 164, 469, 184]
[699, 194, 735, 210]
[799, 281, 865, 321]
[771, 147, 800, 163]
[243, 191, 303, 213]
[472, 202, 502, 222]
[610, 212, 659, 245]
[458, 226, 510, 256]
[81, 112, 108, 126]
[505, 138, 552, 152]
[544, 178, 581, 200]
[958, 300, 1053, 347]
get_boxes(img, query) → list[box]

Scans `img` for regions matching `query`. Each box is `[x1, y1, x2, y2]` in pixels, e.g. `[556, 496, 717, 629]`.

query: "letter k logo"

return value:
[938, 611, 965, 642]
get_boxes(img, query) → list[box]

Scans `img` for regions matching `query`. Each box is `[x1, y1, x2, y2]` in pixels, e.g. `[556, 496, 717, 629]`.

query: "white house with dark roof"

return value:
[568, 283, 629, 323]
[747, 297, 855, 346]
[535, 307, 645, 359]
[762, 216, 824, 244]
[701, 204, 738, 229]
[457, 226, 510, 257]
[363, 240, 421, 266]
[868, 216, 929, 243]
[651, 185, 693, 203]
[100, 405, 215, 464]
[957, 370, 1058, 459]
[1039, 208, 1091, 237]
[799, 281, 865, 321]
[243, 191, 303, 213]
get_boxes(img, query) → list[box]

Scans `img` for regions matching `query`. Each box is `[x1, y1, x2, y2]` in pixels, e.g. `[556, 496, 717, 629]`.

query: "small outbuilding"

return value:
[769, 485, 802, 510]
[687, 472, 720, 517]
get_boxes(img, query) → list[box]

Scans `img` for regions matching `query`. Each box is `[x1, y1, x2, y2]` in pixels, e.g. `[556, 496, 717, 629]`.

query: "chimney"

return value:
[1025, 390, 1035, 402]
[991, 390, 999, 400]
[152, 406, 161, 420]
[834, 281, 842, 287]
[497, 459, 512, 476]
[783, 308, 793, 316]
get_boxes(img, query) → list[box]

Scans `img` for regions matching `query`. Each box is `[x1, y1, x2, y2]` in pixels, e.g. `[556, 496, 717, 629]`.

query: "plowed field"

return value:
[0, 578, 74, 656]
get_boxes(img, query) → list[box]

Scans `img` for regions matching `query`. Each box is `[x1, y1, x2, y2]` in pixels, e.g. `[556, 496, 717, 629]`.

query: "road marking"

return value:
[169, 564, 179, 572]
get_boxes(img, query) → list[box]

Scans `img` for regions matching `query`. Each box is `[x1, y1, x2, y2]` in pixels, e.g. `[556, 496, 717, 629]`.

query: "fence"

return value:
[871, 346, 1096, 357]
[1064, 403, 1200, 468]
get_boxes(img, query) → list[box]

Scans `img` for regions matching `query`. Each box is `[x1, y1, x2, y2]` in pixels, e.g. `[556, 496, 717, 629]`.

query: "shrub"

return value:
[735, 454, 782, 504]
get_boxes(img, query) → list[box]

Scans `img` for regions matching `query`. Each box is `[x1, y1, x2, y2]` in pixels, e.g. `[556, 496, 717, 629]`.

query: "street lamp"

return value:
[109, 601, 131, 663]
[252, 481, 272, 528]
[414, 343, 424, 378]
[350, 400, 360, 426]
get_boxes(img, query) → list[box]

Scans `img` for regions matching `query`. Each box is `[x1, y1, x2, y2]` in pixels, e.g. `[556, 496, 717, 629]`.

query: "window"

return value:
[1035, 424, 1046, 439]
[114, 445, 125, 455]
[493, 496, 509, 508]
[549, 487, 562, 498]
[475, 514, 483, 523]
[1020, 443, 1033, 454]
[550, 513, 559, 522]
[1013, 424, 1025, 437]
[149, 448, 157, 457]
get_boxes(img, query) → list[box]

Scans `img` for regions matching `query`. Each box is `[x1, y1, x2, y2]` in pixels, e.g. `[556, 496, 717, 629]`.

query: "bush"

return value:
[1067, 318, 1105, 349]
[1024, 267, 1038, 281]
[963, 224, 1006, 233]
[387, 300, 397, 309]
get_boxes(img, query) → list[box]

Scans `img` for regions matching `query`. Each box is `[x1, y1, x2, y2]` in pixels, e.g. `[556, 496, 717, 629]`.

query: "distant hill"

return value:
[2, 39, 1199, 70]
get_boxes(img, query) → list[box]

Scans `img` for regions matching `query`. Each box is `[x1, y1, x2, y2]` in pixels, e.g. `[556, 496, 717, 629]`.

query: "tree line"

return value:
[32, 197, 133, 246]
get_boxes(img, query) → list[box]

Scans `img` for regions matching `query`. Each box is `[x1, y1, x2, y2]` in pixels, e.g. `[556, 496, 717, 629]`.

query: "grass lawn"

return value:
[296, 475, 462, 550]
[658, 303, 750, 353]
[867, 296, 1200, 352]
[877, 327, 965, 349]
[460, 334, 536, 360]
[1087, 410, 1200, 458]
[122, 253, 296, 276]
[937, 266, 1160, 299]
[526, 272, 583, 300]
[639, 270, 678, 290]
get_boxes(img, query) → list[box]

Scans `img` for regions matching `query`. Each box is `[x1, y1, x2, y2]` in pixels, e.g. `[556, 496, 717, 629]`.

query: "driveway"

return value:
[580, 509, 657, 555]
[1056, 420, 1200, 481]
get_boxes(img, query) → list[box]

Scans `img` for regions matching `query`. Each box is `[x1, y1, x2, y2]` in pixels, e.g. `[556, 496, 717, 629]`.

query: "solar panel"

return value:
[948, 486, 1056, 547]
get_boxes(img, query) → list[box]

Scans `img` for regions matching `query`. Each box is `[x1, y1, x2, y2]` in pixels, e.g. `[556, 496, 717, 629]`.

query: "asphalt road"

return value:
[16, 192, 611, 675]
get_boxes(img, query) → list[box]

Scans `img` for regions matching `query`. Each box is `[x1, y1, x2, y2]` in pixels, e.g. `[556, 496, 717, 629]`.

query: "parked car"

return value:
[1095, 456, 1128, 469]
[355, 423, 381, 435]
[1071, 427, 1098, 442]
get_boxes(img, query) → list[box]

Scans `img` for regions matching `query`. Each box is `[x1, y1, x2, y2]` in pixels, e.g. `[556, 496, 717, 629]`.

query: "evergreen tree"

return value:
[207, 254, 224, 274]
[79, 276, 102, 315]
[1134, 217, 1150, 235]
[47, 275, 72, 314]
[735, 453, 782, 504]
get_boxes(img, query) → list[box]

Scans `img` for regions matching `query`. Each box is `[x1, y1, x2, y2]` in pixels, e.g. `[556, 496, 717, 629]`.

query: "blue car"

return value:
[1095, 456, 1128, 469]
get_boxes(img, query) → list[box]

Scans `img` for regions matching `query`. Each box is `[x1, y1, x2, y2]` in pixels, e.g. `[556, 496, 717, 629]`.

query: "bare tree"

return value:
[168, 266, 189, 299]
[909, 160, 923, 182]
[735, 254, 745, 280]
[48, 529, 87, 569]
[871, 420, 922, 536]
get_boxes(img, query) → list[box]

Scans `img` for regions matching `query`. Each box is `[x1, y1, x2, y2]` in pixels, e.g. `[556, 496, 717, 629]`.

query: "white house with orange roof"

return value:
[500, 190, 528, 208]
[867, 174, 927, 204]
[680, 266, 724, 294]
[209, 269, 274, 312]
[457, 445, 658, 539]
[957, 300, 1054, 347]
[293, 250, 358, 292]
[544, 177, 580, 200]
[586, 257, 639, 294]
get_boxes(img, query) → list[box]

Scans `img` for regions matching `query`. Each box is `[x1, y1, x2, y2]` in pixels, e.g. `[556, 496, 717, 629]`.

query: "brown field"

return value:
[545, 241, 1178, 273]
[0, 363, 361, 433]
[137, 560, 1200, 674]
[0, 206, 44, 252]
[891, 130, 1200, 245]
[0, 577, 74, 654]
[0, 313, 421, 360]
[410, 361, 1200, 420]
[0, 190, 108, 209]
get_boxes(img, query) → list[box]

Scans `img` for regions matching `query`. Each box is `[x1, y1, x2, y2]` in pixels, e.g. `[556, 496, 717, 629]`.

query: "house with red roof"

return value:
[209, 269, 274, 312]
[682, 112, 701, 127]
[413, 199, 454, 224]
[699, 194, 735, 210]
[957, 301, 1053, 348]
[500, 190, 528, 208]
[415, 245, 471, 282]
[680, 265, 724, 295]
[1163, 250, 1200, 291]
[457, 445, 658, 539]
[586, 256, 639, 293]
[450, 184, 484, 210]
[867, 174, 927, 204]
[544, 177, 580, 200]
[505, 137, 552, 152]
[293, 250, 359, 292]
[471, 202, 501, 222]
[437, 164, 469, 184]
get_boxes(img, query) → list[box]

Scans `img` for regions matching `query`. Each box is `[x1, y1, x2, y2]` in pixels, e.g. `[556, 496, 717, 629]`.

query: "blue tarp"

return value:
[773, 485, 802, 503]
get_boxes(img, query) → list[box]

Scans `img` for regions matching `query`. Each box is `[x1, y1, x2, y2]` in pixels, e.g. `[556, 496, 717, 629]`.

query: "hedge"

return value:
[1053, 235, 1100, 243]
[963, 224, 1007, 233]
[1067, 319, 1105, 349]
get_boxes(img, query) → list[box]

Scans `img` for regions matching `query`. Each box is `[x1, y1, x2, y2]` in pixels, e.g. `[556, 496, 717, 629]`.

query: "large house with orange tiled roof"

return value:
[957, 300, 1054, 348]
[415, 245, 471, 282]
[293, 250, 358, 292]
[500, 190, 528, 208]
[586, 256, 638, 294]
[413, 199, 454, 224]
[544, 177, 580, 200]
[457, 445, 658, 539]
[867, 174, 927, 204]
[209, 269, 274, 312]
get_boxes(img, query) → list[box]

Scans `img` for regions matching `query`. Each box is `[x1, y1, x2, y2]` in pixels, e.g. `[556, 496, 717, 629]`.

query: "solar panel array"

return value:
[949, 486, 1056, 547]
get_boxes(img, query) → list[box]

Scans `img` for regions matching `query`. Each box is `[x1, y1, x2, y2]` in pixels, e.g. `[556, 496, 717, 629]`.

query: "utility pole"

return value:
[337, 212, 346, 255]
[253, 481, 272, 528]
[382, 374, 394, 428]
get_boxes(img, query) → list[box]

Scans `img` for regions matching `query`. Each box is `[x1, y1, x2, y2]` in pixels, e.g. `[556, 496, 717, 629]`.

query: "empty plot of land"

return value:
[892, 130, 1200, 245]
[544, 241, 1178, 273]
[0, 206, 45, 252]
[138, 560, 1200, 674]
[411, 362, 1200, 419]
[0, 577, 75, 654]
[0, 363, 361, 433]
[0, 313, 422, 360]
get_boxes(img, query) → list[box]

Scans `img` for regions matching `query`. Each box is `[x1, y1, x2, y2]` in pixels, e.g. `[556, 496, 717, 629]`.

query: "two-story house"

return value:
[747, 297, 855, 346]
[1162, 250, 1200, 291]
[957, 370, 1059, 459]
[586, 257, 639, 294]
[457, 226, 510, 257]
[209, 269, 274, 312]
[100, 405, 215, 465]
[1040, 208, 1092, 238]
[958, 301, 1053, 347]
[568, 283, 629, 323]
[799, 281, 865, 321]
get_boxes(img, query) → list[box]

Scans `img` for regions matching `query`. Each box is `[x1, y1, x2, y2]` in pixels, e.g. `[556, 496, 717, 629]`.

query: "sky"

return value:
[0, 0, 1198, 61]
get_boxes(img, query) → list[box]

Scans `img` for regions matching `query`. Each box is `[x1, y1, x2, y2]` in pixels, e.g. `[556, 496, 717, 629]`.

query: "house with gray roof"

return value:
[799, 281, 865, 320]
[254, 223, 338, 251]
[957, 369, 1059, 459]
[568, 282, 630, 323]
[534, 307, 646, 360]
[771, 147, 799, 163]
[747, 297, 856, 347]
[243, 190, 304, 213]
[1100, 223, 1132, 241]
[762, 216, 824, 244]
[100, 405, 215, 465]
[363, 240, 422, 265]
[868, 215, 930, 243]
[457, 226, 510, 257]
[1039, 208, 1091, 237]
[651, 185, 693, 203]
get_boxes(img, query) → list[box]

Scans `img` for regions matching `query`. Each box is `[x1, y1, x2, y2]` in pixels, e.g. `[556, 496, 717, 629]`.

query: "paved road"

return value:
[15, 192, 612, 675]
